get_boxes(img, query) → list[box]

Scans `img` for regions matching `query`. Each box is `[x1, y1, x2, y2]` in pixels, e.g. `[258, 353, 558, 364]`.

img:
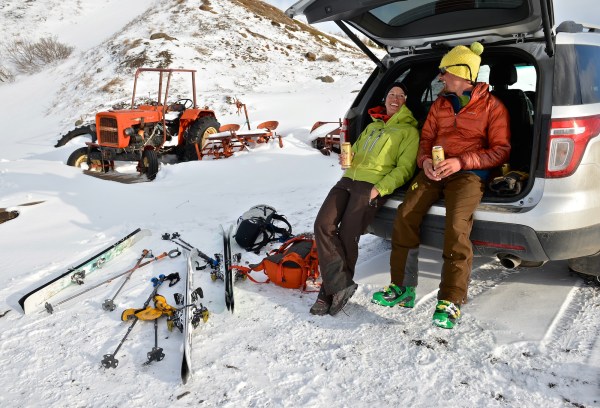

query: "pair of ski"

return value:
[221, 224, 237, 313]
[18, 228, 150, 315]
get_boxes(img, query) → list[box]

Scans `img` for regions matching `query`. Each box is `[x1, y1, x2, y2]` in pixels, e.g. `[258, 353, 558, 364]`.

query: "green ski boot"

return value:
[371, 284, 415, 308]
[432, 300, 461, 329]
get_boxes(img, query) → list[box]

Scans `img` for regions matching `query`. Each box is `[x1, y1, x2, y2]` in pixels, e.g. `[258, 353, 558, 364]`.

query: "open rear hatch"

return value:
[287, 0, 555, 61]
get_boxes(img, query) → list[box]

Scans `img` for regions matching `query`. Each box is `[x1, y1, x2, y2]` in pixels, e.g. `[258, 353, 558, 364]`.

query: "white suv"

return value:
[287, 1, 600, 279]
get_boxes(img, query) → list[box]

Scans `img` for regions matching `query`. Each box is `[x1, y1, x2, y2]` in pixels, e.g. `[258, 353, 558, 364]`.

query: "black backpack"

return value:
[234, 205, 293, 253]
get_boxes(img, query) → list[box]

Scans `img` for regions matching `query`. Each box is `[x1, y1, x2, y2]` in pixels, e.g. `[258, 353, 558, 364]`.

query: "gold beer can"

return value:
[432, 145, 445, 168]
[501, 163, 511, 175]
[341, 142, 352, 169]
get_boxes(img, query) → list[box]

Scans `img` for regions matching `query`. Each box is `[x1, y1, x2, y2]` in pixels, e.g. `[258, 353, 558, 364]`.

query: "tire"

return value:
[67, 147, 109, 172]
[55, 124, 97, 147]
[67, 147, 89, 167]
[185, 116, 220, 149]
[568, 252, 600, 278]
[140, 150, 159, 180]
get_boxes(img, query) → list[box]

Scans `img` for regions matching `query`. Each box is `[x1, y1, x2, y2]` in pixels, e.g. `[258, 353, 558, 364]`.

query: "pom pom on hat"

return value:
[469, 41, 484, 56]
[439, 41, 484, 82]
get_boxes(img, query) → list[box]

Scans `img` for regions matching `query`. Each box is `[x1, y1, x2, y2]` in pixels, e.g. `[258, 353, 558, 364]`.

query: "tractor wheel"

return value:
[140, 150, 159, 180]
[67, 147, 108, 172]
[55, 124, 97, 147]
[185, 116, 220, 148]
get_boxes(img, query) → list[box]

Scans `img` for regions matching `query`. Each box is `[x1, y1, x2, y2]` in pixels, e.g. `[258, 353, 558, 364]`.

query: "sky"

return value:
[0, 0, 598, 407]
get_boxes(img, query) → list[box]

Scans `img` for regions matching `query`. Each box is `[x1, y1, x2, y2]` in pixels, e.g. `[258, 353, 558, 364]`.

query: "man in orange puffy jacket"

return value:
[371, 42, 510, 329]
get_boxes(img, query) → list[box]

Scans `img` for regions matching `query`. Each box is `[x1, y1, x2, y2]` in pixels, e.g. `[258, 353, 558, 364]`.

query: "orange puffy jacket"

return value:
[417, 82, 511, 170]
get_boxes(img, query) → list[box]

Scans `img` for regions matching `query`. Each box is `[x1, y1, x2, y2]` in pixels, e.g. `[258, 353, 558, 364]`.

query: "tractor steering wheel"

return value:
[175, 99, 194, 109]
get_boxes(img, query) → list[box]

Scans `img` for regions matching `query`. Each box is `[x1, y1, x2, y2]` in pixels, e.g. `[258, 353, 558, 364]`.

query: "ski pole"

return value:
[101, 275, 166, 369]
[162, 232, 192, 251]
[45, 250, 179, 314]
[162, 232, 219, 268]
[102, 249, 153, 311]
[143, 317, 165, 365]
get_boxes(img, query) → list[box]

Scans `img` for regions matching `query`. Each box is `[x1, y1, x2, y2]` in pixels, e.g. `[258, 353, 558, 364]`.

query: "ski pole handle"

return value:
[196, 249, 219, 267]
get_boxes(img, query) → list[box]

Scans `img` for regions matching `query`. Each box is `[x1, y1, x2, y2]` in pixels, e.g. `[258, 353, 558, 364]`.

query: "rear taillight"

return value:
[546, 114, 600, 178]
[339, 118, 349, 143]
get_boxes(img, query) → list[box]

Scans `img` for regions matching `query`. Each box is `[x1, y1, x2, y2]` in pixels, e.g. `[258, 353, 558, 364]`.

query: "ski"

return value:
[18, 228, 150, 314]
[180, 251, 195, 383]
[179, 250, 209, 383]
[222, 224, 235, 313]
[44, 249, 176, 314]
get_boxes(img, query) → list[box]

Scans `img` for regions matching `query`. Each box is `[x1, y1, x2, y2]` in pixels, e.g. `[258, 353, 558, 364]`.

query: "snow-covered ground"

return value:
[0, 1, 598, 407]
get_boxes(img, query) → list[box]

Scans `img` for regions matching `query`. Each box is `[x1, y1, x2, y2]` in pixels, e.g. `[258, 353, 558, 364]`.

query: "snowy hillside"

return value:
[0, 0, 372, 139]
[0, 1, 599, 408]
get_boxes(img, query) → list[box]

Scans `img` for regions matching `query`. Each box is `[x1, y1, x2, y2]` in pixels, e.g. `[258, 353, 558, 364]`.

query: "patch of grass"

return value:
[232, 0, 357, 52]
[149, 33, 177, 41]
[156, 50, 173, 68]
[0, 64, 14, 83]
[245, 28, 269, 41]
[120, 51, 149, 69]
[3, 36, 74, 74]
[319, 54, 339, 62]
[200, 0, 217, 13]
[100, 77, 123, 93]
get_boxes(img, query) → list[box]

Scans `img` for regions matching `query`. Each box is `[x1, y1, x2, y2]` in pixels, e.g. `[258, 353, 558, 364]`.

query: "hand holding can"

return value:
[432, 146, 445, 169]
[341, 142, 352, 169]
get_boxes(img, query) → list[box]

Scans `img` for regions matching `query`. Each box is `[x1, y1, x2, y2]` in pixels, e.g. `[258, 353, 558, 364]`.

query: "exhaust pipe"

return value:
[498, 254, 522, 269]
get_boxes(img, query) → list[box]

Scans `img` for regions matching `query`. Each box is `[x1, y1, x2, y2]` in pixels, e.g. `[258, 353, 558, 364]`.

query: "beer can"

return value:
[341, 142, 352, 169]
[432, 146, 445, 168]
[501, 163, 511, 176]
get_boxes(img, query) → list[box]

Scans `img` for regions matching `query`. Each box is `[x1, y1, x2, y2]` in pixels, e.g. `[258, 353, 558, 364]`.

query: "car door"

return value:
[287, 0, 555, 56]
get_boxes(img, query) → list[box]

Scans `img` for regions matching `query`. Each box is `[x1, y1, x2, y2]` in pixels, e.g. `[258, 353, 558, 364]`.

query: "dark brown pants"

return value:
[314, 178, 384, 296]
[390, 171, 484, 304]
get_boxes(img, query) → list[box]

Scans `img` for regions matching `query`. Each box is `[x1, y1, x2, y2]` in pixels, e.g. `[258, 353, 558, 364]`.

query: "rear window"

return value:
[421, 64, 536, 96]
[370, 0, 526, 26]
[554, 44, 600, 105]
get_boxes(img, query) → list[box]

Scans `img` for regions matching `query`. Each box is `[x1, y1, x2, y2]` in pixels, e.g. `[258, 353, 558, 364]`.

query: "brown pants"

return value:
[314, 178, 384, 296]
[390, 171, 484, 304]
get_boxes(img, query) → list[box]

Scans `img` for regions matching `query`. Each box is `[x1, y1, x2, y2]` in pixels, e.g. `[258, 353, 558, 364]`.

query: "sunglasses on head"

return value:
[439, 63, 473, 82]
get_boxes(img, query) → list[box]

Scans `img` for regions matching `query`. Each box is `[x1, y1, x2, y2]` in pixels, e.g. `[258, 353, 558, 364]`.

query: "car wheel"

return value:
[568, 252, 600, 280]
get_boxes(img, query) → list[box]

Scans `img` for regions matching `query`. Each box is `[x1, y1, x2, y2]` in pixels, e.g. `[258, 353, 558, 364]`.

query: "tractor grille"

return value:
[98, 117, 119, 145]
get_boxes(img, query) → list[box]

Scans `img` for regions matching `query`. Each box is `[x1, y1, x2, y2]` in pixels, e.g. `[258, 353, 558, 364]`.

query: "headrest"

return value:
[489, 63, 518, 87]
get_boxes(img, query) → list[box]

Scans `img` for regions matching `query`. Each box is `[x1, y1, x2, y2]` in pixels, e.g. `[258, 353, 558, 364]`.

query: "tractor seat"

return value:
[168, 103, 186, 112]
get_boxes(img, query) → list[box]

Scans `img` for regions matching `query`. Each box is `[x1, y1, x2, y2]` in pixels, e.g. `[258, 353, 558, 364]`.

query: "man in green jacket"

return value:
[311, 82, 419, 316]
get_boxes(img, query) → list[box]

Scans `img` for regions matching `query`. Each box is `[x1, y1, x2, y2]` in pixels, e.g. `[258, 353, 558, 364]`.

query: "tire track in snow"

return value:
[540, 278, 600, 362]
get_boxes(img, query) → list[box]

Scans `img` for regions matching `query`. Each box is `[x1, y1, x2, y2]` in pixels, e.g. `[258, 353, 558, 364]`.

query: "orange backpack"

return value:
[233, 235, 319, 290]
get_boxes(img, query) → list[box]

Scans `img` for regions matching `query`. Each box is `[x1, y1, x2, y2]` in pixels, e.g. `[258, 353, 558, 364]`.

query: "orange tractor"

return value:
[65, 68, 220, 180]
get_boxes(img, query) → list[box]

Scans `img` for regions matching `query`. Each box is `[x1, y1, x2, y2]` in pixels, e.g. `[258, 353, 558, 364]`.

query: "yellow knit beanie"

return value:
[439, 42, 484, 82]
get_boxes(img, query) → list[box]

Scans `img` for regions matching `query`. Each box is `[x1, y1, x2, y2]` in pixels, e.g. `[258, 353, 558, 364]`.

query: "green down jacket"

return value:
[343, 104, 419, 196]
